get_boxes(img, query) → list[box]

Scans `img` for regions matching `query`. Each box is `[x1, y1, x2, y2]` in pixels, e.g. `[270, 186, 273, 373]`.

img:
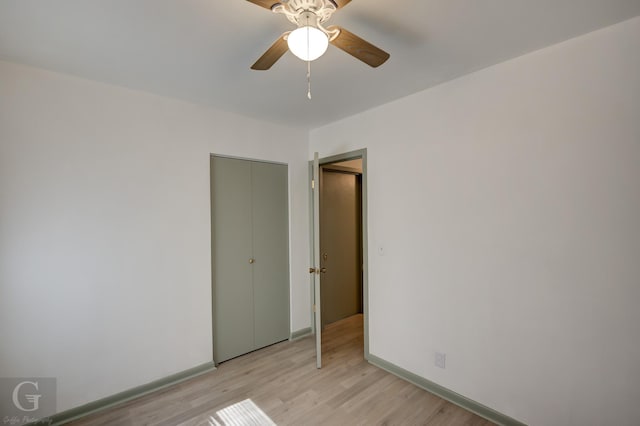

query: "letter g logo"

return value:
[12, 381, 41, 412]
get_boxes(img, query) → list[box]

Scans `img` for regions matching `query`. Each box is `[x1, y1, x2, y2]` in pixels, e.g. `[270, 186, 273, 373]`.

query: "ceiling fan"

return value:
[247, 0, 390, 70]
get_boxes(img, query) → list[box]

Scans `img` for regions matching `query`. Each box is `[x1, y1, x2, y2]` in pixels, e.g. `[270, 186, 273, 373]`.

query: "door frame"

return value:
[308, 148, 370, 360]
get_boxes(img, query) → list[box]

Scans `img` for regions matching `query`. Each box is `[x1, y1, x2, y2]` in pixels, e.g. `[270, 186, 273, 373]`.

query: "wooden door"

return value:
[319, 168, 362, 326]
[211, 157, 254, 362]
[311, 152, 322, 368]
[252, 161, 289, 349]
[211, 156, 289, 363]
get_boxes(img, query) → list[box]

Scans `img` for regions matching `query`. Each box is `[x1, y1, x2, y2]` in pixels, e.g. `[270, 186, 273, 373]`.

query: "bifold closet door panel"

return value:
[251, 161, 290, 349]
[211, 156, 254, 363]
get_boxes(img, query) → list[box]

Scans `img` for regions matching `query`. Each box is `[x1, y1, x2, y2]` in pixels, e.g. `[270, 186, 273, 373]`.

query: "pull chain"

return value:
[306, 16, 312, 100]
[307, 60, 311, 100]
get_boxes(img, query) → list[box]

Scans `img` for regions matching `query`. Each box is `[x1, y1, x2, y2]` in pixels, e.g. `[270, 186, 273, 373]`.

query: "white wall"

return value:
[310, 17, 640, 426]
[0, 60, 310, 413]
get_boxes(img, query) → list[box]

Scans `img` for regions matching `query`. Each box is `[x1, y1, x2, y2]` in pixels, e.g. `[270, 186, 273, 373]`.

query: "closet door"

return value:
[211, 156, 254, 363]
[252, 161, 289, 348]
[211, 156, 290, 363]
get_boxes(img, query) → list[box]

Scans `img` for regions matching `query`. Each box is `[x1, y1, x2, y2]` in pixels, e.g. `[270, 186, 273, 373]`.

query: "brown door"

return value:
[319, 165, 363, 327]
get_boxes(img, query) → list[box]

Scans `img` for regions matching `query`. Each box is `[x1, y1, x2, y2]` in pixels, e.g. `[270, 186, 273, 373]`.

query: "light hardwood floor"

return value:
[71, 315, 493, 425]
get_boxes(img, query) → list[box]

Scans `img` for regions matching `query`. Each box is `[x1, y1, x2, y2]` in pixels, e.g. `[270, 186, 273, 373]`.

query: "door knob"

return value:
[320, 267, 327, 273]
[309, 267, 316, 274]
[249, 258, 255, 264]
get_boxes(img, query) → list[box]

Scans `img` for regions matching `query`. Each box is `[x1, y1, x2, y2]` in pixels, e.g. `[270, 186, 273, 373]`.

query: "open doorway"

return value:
[320, 159, 363, 328]
[310, 150, 368, 367]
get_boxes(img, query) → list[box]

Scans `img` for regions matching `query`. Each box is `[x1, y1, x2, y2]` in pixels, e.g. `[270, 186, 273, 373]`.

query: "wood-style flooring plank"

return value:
[70, 314, 494, 425]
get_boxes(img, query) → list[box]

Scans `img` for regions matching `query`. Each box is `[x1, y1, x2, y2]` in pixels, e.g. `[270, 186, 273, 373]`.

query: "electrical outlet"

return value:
[435, 352, 446, 369]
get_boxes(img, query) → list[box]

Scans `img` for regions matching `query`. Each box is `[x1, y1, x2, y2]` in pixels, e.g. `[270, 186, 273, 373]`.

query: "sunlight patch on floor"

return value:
[208, 399, 276, 426]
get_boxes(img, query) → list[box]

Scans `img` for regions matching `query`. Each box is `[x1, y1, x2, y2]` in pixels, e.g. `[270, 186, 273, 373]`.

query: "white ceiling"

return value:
[1, 1, 639, 129]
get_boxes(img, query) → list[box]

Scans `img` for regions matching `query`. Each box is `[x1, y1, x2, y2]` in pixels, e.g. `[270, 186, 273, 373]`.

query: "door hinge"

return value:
[313, 304, 316, 313]
[311, 179, 315, 189]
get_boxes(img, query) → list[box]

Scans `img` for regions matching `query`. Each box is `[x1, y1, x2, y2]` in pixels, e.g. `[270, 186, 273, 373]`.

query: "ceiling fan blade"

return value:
[329, 0, 352, 8]
[251, 34, 289, 70]
[327, 26, 390, 68]
[246, 0, 280, 10]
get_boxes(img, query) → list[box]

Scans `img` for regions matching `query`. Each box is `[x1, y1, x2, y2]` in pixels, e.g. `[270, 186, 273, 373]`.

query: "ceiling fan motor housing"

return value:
[275, 0, 337, 26]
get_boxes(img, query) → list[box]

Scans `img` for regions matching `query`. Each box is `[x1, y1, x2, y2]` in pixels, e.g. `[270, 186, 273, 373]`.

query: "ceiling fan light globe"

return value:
[287, 26, 329, 61]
